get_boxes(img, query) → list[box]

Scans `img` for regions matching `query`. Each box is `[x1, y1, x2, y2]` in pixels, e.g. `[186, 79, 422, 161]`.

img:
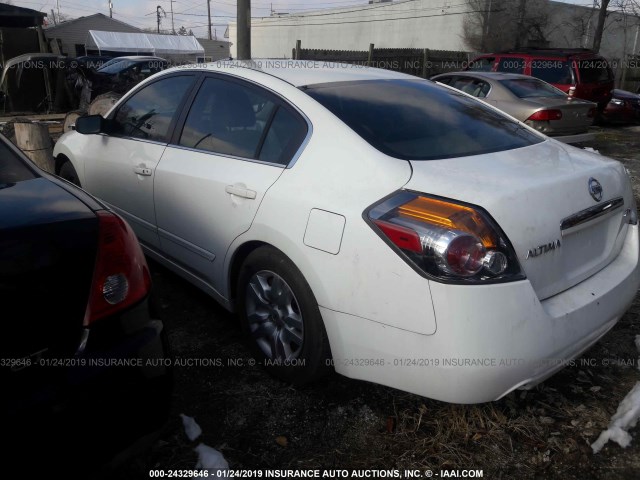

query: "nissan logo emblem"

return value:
[589, 177, 603, 202]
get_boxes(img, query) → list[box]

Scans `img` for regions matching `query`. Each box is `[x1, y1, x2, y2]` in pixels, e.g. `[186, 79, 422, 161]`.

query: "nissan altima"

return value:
[53, 60, 640, 404]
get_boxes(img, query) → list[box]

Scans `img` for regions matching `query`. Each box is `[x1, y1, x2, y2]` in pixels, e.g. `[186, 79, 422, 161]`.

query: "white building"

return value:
[230, 0, 470, 58]
[230, 0, 640, 69]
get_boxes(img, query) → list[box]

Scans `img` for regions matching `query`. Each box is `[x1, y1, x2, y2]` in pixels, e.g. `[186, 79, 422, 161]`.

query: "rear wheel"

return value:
[59, 161, 80, 187]
[237, 246, 331, 384]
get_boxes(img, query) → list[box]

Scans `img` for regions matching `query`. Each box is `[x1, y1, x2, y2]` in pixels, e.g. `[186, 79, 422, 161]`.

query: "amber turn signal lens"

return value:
[398, 196, 498, 248]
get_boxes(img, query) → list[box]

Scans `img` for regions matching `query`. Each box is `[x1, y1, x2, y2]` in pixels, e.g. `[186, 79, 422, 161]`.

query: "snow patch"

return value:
[180, 414, 202, 441]
[591, 382, 640, 453]
[195, 443, 229, 472]
[583, 147, 600, 154]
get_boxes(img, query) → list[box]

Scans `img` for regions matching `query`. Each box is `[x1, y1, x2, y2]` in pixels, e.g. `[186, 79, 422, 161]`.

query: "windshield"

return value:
[304, 79, 542, 161]
[500, 78, 566, 98]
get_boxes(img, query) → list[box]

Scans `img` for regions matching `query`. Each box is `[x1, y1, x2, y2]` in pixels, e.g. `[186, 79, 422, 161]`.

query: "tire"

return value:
[59, 161, 81, 187]
[237, 246, 331, 384]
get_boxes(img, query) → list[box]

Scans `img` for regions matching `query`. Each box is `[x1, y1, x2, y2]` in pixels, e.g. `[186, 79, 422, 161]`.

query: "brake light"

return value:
[367, 192, 524, 283]
[527, 109, 563, 121]
[84, 211, 151, 325]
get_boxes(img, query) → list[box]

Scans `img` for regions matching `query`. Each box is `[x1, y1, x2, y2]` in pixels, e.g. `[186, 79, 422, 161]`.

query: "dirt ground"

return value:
[113, 125, 640, 480]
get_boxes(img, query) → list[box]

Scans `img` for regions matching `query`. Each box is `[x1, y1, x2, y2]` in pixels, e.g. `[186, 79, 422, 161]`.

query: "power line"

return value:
[255, 1, 469, 23]
[252, 9, 485, 28]
[256, 0, 469, 21]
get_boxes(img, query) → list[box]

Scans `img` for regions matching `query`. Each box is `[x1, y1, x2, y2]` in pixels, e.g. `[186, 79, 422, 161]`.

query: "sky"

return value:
[12, 0, 597, 39]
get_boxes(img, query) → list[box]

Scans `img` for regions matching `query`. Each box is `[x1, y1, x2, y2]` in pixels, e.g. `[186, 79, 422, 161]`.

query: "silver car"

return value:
[432, 72, 596, 143]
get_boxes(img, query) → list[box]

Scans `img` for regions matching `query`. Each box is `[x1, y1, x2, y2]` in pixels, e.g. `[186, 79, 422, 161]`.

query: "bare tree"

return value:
[592, 0, 612, 52]
[592, 0, 640, 52]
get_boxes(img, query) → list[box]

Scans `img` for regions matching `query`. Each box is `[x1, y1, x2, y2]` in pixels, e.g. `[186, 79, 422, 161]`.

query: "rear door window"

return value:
[258, 107, 308, 165]
[497, 57, 525, 74]
[179, 77, 277, 158]
[451, 78, 491, 98]
[179, 77, 308, 164]
[434, 76, 454, 85]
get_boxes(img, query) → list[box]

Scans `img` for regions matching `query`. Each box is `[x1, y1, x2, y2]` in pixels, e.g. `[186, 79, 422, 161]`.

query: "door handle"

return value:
[133, 166, 152, 176]
[225, 185, 257, 199]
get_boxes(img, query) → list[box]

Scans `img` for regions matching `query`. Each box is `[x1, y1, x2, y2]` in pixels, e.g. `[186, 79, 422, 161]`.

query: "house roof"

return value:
[44, 13, 142, 33]
[0, 3, 46, 28]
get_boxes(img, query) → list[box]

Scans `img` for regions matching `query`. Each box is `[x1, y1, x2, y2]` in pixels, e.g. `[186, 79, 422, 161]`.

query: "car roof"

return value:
[434, 71, 535, 81]
[163, 59, 418, 87]
[112, 56, 166, 61]
[476, 49, 602, 59]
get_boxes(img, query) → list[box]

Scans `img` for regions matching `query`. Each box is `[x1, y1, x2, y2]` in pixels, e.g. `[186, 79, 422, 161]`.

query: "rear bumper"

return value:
[4, 296, 172, 473]
[322, 225, 640, 404]
[602, 104, 640, 124]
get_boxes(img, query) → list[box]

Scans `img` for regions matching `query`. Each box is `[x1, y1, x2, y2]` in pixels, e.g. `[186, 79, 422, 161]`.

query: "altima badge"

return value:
[526, 240, 561, 259]
[589, 177, 603, 202]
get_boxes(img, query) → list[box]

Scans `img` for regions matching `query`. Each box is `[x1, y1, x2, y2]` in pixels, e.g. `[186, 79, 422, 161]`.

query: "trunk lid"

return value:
[526, 97, 594, 134]
[0, 178, 98, 363]
[405, 140, 633, 300]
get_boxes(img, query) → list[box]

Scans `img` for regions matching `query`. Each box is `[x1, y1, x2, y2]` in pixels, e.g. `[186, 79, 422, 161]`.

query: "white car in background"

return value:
[54, 61, 640, 404]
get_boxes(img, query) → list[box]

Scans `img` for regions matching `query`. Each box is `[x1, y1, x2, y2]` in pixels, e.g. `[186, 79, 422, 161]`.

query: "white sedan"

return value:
[54, 60, 640, 403]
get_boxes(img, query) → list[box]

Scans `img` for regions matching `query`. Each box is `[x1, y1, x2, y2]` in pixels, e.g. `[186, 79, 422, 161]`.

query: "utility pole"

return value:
[237, 0, 251, 60]
[207, 0, 212, 40]
[109, 1, 113, 18]
[170, 0, 175, 34]
[157, 5, 162, 34]
[56, 0, 60, 22]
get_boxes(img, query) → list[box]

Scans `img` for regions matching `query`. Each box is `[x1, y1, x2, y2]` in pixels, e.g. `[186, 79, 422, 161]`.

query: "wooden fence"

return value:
[294, 43, 479, 78]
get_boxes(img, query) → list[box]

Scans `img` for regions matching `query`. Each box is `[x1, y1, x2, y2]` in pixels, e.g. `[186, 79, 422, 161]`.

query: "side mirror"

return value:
[75, 115, 106, 135]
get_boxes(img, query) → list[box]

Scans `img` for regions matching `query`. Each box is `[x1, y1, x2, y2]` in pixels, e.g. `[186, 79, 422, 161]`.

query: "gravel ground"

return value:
[113, 125, 640, 480]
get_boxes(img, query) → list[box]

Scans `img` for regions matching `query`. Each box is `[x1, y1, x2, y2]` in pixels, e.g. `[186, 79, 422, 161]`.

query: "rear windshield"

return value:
[531, 60, 574, 84]
[0, 140, 36, 185]
[576, 59, 613, 83]
[304, 79, 542, 161]
[500, 78, 566, 98]
[98, 60, 134, 74]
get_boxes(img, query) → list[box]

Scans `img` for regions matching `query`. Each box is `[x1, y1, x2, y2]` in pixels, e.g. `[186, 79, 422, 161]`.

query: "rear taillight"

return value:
[367, 192, 524, 283]
[84, 211, 151, 325]
[527, 109, 563, 121]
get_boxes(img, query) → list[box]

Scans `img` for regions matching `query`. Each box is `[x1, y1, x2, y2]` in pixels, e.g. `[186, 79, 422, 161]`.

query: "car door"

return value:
[83, 73, 196, 248]
[154, 75, 309, 290]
